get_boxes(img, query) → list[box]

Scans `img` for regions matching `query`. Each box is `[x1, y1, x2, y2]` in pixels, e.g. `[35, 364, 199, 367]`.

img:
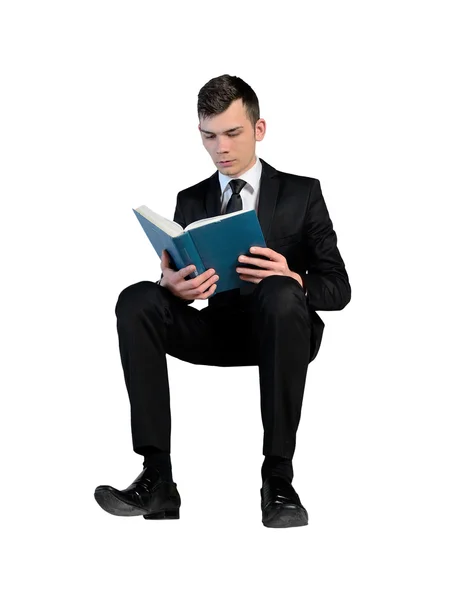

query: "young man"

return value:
[94, 74, 351, 528]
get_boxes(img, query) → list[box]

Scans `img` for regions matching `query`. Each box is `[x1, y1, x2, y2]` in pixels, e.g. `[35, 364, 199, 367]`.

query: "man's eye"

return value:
[204, 133, 239, 139]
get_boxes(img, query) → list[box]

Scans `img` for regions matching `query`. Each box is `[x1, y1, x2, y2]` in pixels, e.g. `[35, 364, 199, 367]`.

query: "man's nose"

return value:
[216, 139, 230, 154]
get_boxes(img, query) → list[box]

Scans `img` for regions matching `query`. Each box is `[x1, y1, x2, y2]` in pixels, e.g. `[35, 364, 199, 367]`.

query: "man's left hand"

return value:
[236, 246, 303, 287]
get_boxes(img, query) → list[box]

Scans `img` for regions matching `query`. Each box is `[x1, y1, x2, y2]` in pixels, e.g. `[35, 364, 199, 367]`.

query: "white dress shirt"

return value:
[218, 155, 262, 214]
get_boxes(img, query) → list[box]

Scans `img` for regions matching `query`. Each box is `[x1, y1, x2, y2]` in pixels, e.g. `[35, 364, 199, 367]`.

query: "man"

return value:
[94, 74, 351, 528]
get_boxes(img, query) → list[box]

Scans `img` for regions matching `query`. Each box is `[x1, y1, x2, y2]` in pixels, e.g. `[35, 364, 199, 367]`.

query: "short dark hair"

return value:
[197, 74, 260, 128]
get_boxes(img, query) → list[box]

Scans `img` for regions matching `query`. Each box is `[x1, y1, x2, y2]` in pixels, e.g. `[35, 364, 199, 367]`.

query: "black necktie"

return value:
[225, 179, 246, 214]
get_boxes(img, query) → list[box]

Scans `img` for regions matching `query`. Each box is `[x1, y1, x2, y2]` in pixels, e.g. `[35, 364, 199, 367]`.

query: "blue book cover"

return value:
[132, 206, 266, 294]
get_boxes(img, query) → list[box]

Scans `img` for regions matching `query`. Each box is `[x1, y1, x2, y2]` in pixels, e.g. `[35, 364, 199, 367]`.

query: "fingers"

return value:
[197, 271, 219, 292]
[187, 271, 219, 297]
[162, 260, 219, 300]
[161, 250, 170, 269]
[178, 263, 197, 278]
[179, 266, 217, 287]
[194, 282, 217, 299]
[202, 283, 218, 298]
[178, 268, 219, 299]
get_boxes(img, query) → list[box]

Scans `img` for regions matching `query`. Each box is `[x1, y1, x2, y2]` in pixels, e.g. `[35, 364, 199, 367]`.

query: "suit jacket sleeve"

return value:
[299, 179, 351, 311]
[157, 193, 195, 305]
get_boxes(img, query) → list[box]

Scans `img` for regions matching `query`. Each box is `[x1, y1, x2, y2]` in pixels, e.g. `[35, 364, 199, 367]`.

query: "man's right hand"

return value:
[159, 250, 219, 301]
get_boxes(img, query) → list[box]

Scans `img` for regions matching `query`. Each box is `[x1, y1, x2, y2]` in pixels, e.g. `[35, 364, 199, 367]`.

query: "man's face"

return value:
[198, 98, 266, 178]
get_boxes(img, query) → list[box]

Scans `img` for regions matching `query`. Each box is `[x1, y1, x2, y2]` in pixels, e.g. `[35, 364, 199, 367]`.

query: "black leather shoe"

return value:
[260, 475, 308, 528]
[94, 466, 181, 520]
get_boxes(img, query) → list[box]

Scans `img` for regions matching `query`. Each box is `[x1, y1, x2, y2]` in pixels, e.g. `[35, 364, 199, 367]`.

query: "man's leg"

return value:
[114, 280, 252, 460]
[94, 280, 256, 519]
[247, 275, 312, 482]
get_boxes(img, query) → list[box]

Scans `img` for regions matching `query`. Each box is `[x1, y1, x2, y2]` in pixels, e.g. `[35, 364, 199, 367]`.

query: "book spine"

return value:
[173, 232, 205, 278]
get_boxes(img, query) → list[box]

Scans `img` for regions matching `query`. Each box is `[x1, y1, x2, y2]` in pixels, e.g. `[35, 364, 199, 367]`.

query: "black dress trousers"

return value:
[114, 274, 314, 460]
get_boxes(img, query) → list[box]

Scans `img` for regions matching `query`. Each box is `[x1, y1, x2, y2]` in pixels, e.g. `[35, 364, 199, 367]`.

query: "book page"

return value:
[134, 205, 184, 237]
[184, 209, 255, 231]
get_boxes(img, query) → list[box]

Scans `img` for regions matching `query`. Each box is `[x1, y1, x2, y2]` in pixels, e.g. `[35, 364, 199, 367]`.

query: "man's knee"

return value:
[115, 281, 159, 318]
[254, 275, 307, 317]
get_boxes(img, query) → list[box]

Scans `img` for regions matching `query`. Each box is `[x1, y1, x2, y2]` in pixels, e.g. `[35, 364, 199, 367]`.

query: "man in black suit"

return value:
[94, 74, 351, 528]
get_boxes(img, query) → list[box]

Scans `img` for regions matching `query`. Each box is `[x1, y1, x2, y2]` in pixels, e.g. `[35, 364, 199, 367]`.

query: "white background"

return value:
[1, 1, 454, 598]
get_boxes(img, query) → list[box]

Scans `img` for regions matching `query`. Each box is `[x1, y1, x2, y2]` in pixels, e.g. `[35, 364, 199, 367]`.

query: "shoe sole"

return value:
[94, 488, 180, 519]
[262, 506, 308, 528]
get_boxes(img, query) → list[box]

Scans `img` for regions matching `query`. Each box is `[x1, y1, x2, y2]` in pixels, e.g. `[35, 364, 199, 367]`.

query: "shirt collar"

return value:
[218, 155, 262, 195]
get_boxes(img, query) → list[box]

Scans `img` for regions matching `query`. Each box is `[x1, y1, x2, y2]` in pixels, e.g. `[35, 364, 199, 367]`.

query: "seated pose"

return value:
[94, 74, 351, 528]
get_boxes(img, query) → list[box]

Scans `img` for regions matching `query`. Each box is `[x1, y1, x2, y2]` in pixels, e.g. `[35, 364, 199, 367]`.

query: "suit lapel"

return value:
[256, 158, 279, 242]
[204, 171, 221, 220]
[203, 157, 279, 243]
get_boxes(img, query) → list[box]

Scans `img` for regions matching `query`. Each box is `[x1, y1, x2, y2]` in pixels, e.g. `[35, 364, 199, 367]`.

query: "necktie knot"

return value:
[229, 179, 247, 195]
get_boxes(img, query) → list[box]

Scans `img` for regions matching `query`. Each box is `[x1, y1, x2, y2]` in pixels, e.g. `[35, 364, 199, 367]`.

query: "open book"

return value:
[133, 205, 266, 294]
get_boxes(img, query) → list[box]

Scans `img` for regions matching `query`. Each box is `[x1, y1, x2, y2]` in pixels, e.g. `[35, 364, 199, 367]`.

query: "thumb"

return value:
[161, 249, 170, 270]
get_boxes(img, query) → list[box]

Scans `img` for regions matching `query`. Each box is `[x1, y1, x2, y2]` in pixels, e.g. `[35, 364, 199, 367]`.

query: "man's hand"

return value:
[236, 246, 304, 287]
[160, 250, 219, 300]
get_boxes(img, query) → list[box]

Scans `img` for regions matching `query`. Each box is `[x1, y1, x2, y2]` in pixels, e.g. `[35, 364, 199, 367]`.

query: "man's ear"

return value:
[255, 118, 266, 141]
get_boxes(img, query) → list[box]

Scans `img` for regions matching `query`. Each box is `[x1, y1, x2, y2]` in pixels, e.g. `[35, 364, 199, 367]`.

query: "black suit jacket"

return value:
[167, 158, 351, 361]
